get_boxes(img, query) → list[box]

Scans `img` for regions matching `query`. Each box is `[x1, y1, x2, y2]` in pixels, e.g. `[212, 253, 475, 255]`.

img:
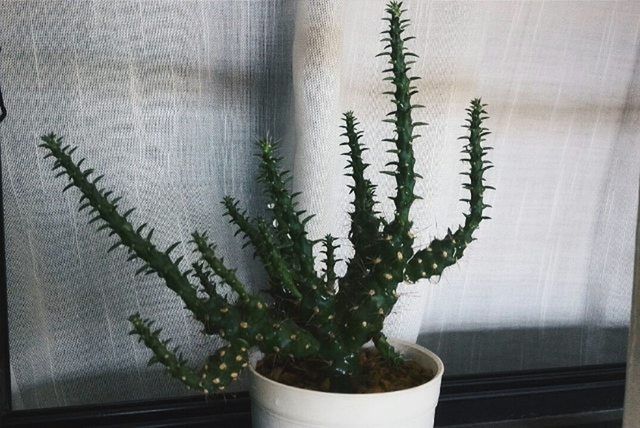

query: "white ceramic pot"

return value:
[248, 340, 444, 428]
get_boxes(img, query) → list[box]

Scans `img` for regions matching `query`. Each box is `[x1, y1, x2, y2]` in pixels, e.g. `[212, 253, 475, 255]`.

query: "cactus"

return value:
[39, 1, 492, 393]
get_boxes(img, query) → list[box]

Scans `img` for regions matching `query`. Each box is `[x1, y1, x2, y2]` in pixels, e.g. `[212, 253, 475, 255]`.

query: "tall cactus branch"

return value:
[221, 197, 336, 338]
[405, 99, 492, 281]
[40, 134, 217, 328]
[379, 1, 425, 262]
[336, 113, 386, 315]
[216, 199, 302, 301]
[341, 113, 383, 277]
[257, 138, 317, 281]
[190, 231, 253, 302]
[341, 112, 382, 262]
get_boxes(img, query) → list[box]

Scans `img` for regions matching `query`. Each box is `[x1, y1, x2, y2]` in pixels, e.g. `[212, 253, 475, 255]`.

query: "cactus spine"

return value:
[40, 1, 492, 393]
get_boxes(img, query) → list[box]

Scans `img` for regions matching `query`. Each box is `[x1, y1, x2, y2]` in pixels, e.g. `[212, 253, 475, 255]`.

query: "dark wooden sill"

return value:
[0, 363, 625, 427]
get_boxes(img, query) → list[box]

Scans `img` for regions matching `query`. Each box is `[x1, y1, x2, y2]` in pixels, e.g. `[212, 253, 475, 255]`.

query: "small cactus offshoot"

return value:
[40, 1, 492, 393]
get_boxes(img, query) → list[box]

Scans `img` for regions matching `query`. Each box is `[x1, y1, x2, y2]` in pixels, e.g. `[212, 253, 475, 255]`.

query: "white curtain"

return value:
[1, 0, 638, 410]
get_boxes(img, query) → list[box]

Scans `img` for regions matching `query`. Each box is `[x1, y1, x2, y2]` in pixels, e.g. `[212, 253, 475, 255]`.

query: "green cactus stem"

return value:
[40, 1, 492, 393]
[321, 234, 339, 288]
[404, 99, 492, 281]
[257, 138, 316, 281]
[379, 0, 425, 263]
[129, 314, 249, 393]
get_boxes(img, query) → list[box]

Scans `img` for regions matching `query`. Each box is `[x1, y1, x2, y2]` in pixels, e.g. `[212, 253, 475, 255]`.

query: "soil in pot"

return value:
[255, 347, 433, 393]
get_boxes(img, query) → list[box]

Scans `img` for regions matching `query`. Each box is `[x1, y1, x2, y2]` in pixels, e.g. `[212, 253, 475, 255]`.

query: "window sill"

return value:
[1, 363, 625, 427]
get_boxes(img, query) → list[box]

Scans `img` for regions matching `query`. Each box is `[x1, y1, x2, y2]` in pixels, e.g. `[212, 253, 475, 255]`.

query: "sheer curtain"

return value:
[1, 0, 638, 410]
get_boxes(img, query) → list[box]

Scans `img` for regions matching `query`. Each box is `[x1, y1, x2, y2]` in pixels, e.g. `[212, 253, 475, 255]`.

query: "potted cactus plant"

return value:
[38, 2, 491, 427]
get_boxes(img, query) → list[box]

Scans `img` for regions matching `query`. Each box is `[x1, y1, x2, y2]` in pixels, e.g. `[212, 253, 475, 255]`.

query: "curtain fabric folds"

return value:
[0, 0, 638, 409]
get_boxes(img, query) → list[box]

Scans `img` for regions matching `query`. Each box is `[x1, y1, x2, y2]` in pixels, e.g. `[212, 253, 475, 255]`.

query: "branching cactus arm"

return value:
[255, 140, 338, 340]
[405, 99, 492, 282]
[379, 1, 424, 264]
[341, 112, 382, 271]
[40, 135, 221, 329]
[208, 201, 302, 301]
[190, 231, 253, 303]
[257, 138, 316, 281]
[335, 112, 385, 317]
[39, 135, 320, 365]
[321, 234, 338, 289]
[191, 261, 219, 298]
[129, 314, 249, 393]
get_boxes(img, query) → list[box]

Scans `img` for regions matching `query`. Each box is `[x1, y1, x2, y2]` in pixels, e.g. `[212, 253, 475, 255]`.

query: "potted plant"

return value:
[39, 2, 491, 426]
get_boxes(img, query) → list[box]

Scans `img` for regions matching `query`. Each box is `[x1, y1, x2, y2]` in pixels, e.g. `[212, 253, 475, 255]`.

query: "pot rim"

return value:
[248, 338, 444, 398]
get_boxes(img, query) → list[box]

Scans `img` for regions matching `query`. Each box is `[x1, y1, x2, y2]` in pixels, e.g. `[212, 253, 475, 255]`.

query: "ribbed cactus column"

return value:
[336, 112, 384, 314]
[405, 99, 492, 281]
[379, 0, 424, 264]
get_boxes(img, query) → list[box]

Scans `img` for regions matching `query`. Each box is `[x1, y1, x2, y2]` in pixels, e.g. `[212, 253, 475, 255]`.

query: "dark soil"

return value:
[256, 348, 433, 393]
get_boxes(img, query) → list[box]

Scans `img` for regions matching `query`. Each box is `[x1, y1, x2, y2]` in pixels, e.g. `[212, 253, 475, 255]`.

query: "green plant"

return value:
[40, 1, 491, 393]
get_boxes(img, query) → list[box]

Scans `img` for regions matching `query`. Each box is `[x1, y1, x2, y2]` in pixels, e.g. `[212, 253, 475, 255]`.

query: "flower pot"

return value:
[248, 339, 444, 428]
